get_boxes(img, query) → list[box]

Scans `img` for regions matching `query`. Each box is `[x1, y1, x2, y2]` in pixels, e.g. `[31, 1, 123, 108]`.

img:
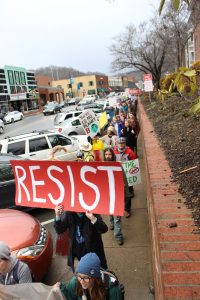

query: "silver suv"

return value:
[54, 110, 82, 125]
[0, 130, 79, 161]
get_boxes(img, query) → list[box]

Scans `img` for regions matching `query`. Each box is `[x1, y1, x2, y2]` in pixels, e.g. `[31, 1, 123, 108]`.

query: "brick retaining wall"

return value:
[139, 101, 200, 300]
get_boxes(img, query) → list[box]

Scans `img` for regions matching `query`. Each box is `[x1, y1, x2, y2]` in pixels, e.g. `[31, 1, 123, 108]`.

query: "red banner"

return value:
[10, 160, 124, 216]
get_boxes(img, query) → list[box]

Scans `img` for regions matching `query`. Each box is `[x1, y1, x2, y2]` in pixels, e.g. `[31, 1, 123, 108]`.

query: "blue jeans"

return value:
[110, 216, 123, 241]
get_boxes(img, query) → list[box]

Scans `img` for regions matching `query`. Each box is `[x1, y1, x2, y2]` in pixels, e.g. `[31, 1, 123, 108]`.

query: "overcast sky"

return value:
[1, 0, 160, 74]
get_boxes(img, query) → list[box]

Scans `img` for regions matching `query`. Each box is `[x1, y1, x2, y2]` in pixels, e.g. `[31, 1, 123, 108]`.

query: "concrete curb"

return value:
[139, 100, 200, 300]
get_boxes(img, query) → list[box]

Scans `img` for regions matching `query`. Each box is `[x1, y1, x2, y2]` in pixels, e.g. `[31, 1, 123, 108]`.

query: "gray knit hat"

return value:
[0, 241, 11, 259]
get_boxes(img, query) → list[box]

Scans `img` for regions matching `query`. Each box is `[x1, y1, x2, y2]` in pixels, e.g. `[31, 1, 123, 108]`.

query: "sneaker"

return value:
[124, 211, 131, 218]
[110, 224, 114, 230]
[117, 238, 124, 246]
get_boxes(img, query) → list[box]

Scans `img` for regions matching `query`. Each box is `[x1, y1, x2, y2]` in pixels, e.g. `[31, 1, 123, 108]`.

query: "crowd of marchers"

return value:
[0, 94, 140, 300]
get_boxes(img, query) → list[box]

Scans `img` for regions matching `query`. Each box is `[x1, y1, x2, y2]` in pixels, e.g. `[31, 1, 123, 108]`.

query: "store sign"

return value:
[10, 160, 124, 216]
[10, 93, 27, 101]
[79, 109, 100, 138]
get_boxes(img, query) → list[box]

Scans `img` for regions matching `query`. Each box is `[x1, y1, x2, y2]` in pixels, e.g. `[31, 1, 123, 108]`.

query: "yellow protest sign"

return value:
[99, 112, 108, 129]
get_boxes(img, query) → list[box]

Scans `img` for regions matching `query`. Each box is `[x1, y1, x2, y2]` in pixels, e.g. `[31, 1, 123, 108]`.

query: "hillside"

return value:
[142, 95, 200, 227]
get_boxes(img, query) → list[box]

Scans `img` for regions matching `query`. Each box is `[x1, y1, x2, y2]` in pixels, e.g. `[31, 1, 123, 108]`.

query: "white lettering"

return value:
[29, 166, 45, 203]
[79, 166, 100, 211]
[97, 166, 122, 214]
[67, 166, 75, 207]
[47, 166, 64, 205]
[14, 166, 30, 204]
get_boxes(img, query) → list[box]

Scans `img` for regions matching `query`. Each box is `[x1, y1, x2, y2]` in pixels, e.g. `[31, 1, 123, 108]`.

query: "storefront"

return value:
[9, 93, 40, 113]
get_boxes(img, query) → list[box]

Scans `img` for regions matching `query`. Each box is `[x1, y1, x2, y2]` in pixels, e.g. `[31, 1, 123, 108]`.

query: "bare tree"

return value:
[110, 20, 171, 89]
[159, 0, 190, 14]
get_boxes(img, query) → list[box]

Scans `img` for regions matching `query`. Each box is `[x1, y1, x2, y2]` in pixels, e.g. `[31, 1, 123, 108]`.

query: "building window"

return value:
[20, 72, 26, 85]
[68, 84, 72, 88]
[98, 81, 104, 85]
[10, 86, 16, 94]
[8, 71, 14, 85]
[89, 81, 93, 86]
[79, 82, 83, 87]
[14, 72, 20, 85]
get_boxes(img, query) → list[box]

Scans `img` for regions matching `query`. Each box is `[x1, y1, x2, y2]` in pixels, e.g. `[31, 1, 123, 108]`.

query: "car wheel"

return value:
[0, 127, 4, 134]
[20, 115, 23, 120]
[69, 132, 77, 136]
[11, 118, 14, 123]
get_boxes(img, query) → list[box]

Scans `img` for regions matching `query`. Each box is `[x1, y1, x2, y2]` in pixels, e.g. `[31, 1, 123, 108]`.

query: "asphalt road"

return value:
[0, 110, 154, 299]
[1, 106, 77, 139]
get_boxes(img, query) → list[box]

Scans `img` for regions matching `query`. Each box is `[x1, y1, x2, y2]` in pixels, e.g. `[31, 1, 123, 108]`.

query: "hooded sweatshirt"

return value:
[0, 256, 32, 285]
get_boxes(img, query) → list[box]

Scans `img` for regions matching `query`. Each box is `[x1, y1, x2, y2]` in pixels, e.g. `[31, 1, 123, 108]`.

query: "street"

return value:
[0, 105, 76, 138]
[0, 111, 154, 299]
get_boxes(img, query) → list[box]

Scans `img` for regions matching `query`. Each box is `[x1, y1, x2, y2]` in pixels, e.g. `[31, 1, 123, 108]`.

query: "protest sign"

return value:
[99, 111, 108, 129]
[143, 73, 154, 92]
[122, 159, 141, 186]
[10, 160, 124, 216]
[79, 109, 100, 138]
[108, 97, 117, 107]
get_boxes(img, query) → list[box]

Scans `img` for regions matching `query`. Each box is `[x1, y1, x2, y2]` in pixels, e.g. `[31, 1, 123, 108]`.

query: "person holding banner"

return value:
[54, 206, 108, 272]
[55, 252, 123, 300]
[103, 148, 124, 245]
[78, 141, 94, 162]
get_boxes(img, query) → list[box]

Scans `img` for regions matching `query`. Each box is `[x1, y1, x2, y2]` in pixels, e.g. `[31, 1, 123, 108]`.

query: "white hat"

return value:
[79, 141, 92, 152]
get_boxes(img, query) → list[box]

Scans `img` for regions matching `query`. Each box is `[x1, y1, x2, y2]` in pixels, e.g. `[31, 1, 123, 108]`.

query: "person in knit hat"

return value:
[0, 241, 32, 285]
[56, 252, 123, 300]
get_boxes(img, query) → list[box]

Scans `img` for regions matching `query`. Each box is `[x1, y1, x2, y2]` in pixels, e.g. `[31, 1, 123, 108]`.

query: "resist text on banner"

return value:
[122, 159, 141, 186]
[10, 160, 124, 216]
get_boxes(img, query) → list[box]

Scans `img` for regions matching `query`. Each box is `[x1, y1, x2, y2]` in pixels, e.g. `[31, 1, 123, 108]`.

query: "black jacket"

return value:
[54, 212, 108, 270]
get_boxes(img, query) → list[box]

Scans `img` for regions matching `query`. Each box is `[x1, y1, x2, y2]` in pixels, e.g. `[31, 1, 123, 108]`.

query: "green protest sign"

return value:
[122, 159, 141, 186]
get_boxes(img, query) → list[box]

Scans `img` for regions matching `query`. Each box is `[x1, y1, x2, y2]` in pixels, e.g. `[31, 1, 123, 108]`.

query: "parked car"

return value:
[96, 99, 109, 108]
[55, 117, 86, 136]
[0, 209, 53, 281]
[43, 102, 61, 115]
[0, 130, 79, 161]
[0, 154, 31, 209]
[0, 112, 5, 122]
[0, 119, 4, 134]
[58, 101, 65, 108]
[67, 98, 80, 106]
[54, 110, 82, 125]
[4, 111, 24, 124]
[76, 102, 98, 111]
[83, 95, 96, 102]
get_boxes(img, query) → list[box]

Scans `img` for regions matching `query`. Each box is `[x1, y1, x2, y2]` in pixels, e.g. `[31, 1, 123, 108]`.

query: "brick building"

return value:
[35, 75, 64, 105]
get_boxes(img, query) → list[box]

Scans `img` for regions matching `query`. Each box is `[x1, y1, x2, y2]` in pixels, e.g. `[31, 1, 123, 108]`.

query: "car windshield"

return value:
[45, 103, 55, 107]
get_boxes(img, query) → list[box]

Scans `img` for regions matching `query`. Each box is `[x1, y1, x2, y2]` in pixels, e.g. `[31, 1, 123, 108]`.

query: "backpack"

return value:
[12, 260, 35, 283]
[100, 269, 125, 300]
